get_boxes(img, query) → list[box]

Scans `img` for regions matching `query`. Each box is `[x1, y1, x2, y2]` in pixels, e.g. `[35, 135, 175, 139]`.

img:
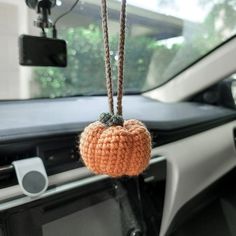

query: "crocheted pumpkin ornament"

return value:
[79, 0, 151, 177]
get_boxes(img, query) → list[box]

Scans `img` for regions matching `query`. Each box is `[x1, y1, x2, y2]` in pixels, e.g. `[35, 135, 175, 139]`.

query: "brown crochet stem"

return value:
[101, 0, 127, 117]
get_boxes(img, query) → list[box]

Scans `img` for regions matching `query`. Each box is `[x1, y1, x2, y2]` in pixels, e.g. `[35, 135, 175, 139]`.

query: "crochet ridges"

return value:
[79, 119, 152, 177]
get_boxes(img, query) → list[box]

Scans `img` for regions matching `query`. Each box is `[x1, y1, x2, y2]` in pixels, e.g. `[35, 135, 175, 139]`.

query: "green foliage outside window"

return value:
[33, 25, 178, 98]
[34, 0, 236, 98]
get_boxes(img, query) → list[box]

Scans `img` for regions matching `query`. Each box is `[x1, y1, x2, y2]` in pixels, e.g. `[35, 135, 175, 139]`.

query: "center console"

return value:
[0, 134, 166, 236]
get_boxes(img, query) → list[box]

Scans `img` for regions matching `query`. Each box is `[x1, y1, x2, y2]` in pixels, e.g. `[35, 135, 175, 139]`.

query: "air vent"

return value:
[0, 134, 84, 189]
[0, 142, 37, 188]
[37, 135, 83, 175]
[0, 145, 36, 166]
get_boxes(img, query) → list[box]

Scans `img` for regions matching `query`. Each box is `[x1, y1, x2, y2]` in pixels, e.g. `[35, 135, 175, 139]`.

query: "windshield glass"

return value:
[0, 0, 235, 99]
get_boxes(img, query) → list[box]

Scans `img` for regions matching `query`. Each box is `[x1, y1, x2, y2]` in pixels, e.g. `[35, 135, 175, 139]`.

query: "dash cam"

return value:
[19, 35, 67, 67]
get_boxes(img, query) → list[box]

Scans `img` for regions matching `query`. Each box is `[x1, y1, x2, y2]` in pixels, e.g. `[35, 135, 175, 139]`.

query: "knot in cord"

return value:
[99, 112, 124, 127]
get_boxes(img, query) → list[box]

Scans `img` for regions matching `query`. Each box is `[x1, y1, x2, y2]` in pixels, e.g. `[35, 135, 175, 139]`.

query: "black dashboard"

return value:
[0, 94, 235, 181]
[0, 95, 235, 236]
[0, 95, 235, 142]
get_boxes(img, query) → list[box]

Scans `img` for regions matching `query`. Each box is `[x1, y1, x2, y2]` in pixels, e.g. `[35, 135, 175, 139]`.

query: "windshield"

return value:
[0, 0, 236, 99]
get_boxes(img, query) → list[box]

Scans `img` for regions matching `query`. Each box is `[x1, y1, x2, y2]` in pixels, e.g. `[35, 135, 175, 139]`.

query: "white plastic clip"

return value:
[12, 157, 48, 198]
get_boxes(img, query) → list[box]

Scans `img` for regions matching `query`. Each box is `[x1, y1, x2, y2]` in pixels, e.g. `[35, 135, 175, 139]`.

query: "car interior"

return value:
[0, 0, 236, 236]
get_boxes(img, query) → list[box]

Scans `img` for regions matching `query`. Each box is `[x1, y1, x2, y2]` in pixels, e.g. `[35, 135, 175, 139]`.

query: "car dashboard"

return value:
[0, 95, 235, 236]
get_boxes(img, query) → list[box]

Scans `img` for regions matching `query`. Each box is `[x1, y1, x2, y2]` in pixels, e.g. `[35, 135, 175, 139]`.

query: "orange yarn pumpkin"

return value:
[79, 0, 152, 177]
[79, 117, 151, 177]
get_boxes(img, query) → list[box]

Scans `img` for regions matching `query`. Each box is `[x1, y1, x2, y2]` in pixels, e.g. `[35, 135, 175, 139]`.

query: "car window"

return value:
[0, 0, 236, 99]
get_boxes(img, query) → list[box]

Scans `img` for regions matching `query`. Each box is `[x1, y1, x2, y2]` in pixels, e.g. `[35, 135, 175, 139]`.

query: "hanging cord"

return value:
[117, 0, 126, 116]
[101, 0, 126, 118]
[101, 0, 114, 115]
[100, 2, 146, 233]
